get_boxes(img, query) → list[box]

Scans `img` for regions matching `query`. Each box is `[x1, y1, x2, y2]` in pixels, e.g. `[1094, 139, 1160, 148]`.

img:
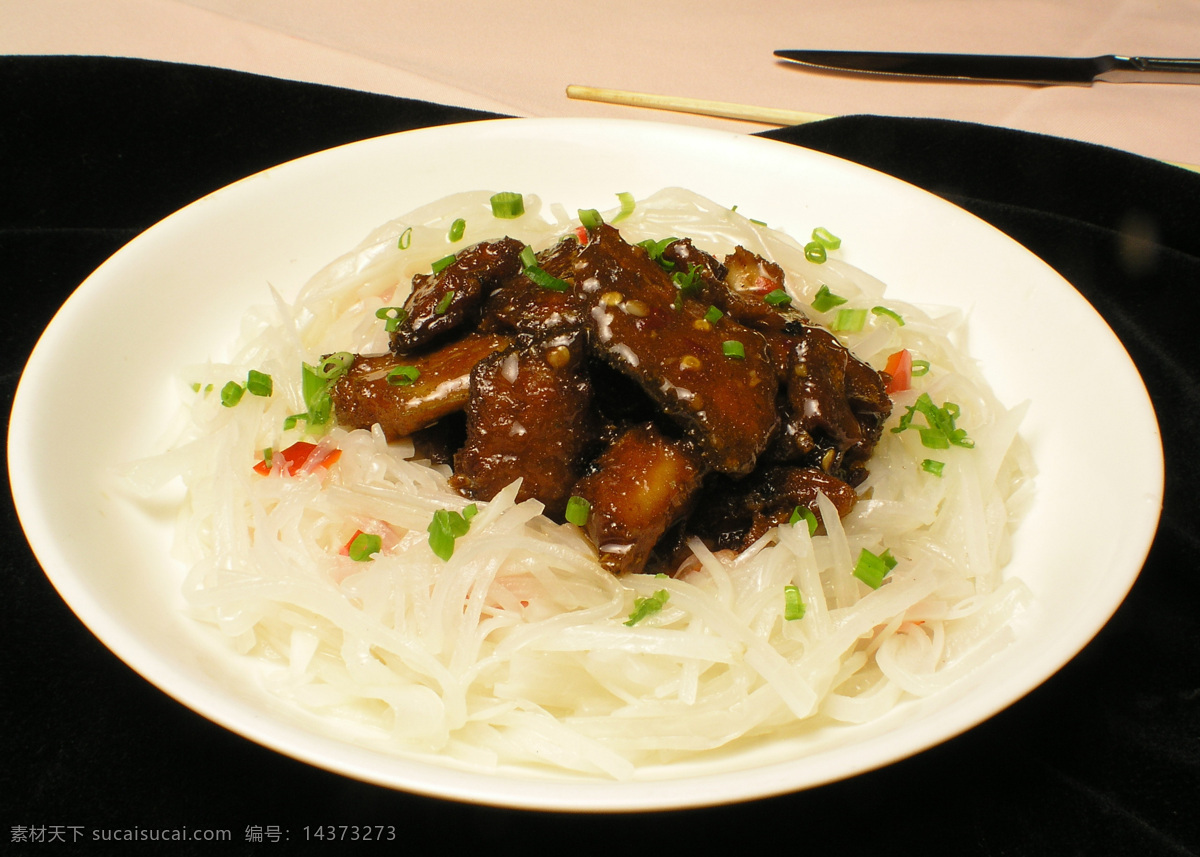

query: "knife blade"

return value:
[774, 50, 1200, 85]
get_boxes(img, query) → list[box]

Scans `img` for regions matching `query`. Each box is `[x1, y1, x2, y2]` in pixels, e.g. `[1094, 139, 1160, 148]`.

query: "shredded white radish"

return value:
[127, 188, 1034, 776]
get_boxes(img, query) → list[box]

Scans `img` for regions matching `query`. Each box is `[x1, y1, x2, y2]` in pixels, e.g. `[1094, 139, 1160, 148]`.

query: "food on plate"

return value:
[129, 188, 1033, 777]
[329, 217, 892, 574]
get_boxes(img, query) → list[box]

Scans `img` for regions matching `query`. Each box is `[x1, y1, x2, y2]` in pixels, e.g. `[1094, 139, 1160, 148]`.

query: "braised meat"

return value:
[331, 332, 510, 439]
[450, 327, 595, 519]
[390, 237, 525, 353]
[331, 217, 893, 574]
[572, 423, 706, 575]
[576, 224, 779, 476]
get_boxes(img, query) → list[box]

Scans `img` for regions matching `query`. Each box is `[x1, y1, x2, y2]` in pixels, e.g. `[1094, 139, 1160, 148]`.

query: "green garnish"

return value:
[910, 359, 931, 377]
[788, 505, 818, 537]
[376, 306, 407, 332]
[804, 241, 828, 264]
[891, 393, 975, 450]
[853, 548, 897, 589]
[434, 289, 455, 315]
[490, 192, 525, 219]
[783, 584, 806, 621]
[671, 264, 703, 309]
[348, 532, 383, 562]
[519, 245, 538, 269]
[578, 208, 603, 230]
[764, 288, 792, 308]
[427, 504, 479, 561]
[397, 226, 413, 250]
[722, 340, 745, 359]
[921, 459, 945, 477]
[832, 308, 867, 332]
[811, 284, 846, 312]
[299, 351, 354, 429]
[624, 589, 670, 626]
[431, 254, 457, 274]
[525, 266, 570, 292]
[564, 495, 590, 526]
[636, 237, 678, 269]
[811, 226, 841, 250]
[703, 305, 724, 324]
[246, 369, 273, 398]
[386, 365, 420, 386]
[220, 381, 244, 407]
[447, 218, 466, 242]
[612, 192, 636, 223]
[871, 305, 905, 326]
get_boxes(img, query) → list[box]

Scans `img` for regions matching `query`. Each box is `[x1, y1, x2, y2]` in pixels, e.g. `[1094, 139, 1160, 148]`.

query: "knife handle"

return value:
[1097, 56, 1200, 84]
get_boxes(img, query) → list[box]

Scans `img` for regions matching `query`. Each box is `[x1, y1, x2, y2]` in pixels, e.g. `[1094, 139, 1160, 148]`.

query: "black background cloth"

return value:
[2, 56, 1197, 856]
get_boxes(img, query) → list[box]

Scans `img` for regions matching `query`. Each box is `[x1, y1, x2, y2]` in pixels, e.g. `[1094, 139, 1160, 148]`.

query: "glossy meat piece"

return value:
[687, 465, 858, 553]
[576, 224, 779, 476]
[331, 332, 511, 439]
[769, 325, 891, 483]
[450, 328, 595, 519]
[390, 237, 525, 354]
[717, 246, 809, 332]
[479, 236, 585, 335]
[572, 423, 706, 575]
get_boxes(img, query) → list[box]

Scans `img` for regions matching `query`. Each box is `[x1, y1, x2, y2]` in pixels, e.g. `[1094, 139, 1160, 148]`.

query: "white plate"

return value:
[8, 118, 1162, 812]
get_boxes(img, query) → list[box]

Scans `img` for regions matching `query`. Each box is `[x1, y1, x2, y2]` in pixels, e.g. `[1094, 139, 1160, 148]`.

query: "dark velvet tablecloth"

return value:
[3, 56, 1198, 856]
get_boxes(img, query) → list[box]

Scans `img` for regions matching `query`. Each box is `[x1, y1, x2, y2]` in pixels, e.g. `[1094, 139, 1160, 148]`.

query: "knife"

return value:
[774, 50, 1200, 85]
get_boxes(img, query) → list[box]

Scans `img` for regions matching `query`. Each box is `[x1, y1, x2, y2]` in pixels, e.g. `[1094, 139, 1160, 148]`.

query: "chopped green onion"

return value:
[637, 237, 678, 268]
[348, 532, 383, 562]
[764, 288, 792, 308]
[788, 505, 818, 537]
[624, 589, 670, 626]
[261, 447, 273, 469]
[190, 382, 202, 393]
[871, 305, 905, 326]
[832, 308, 867, 332]
[375, 306, 408, 332]
[525, 266, 570, 292]
[427, 505, 477, 561]
[811, 226, 841, 250]
[300, 352, 354, 429]
[671, 264, 703, 310]
[891, 393, 974, 449]
[564, 495, 590, 526]
[220, 381, 244, 407]
[431, 254, 457, 274]
[490, 191, 525, 219]
[386, 365, 420, 386]
[703, 305, 724, 324]
[722, 340, 745, 359]
[434, 289, 455, 315]
[910, 359, 931, 377]
[804, 241, 828, 264]
[397, 226, 413, 250]
[921, 458, 945, 477]
[853, 547, 897, 589]
[282, 413, 306, 431]
[578, 208, 603, 230]
[748, 217, 768, 227]
[447, 218, 466, 242]
[246, 369, 273, 398]
[519, 245, 537, 269]
[783, 584, 806, 621]
[315, 352, 354, 379]
[811, 284, 846, 312]
[612, 191, 636, 223]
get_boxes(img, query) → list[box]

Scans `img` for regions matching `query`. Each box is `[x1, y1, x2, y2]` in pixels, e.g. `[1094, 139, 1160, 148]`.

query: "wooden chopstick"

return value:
[565, 85, 831, 127]
[566, 84, 1200, 174]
